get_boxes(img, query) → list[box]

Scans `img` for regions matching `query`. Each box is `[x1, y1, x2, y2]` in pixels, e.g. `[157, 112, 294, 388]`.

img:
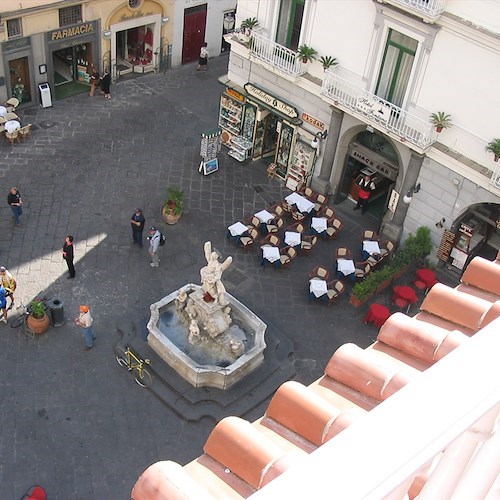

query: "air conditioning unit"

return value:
[221, 130, 233, 146]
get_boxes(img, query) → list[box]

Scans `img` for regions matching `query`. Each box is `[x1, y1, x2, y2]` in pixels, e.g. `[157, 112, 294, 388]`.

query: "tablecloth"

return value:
[284, 231, 301, 247]
[285, 192, 315, 213]
[394, 285, 418, 303]
[255, 210, 275, 223]
[309, 279, 328, 297]
[5, 120, 20, 133]
[311, 217, 327, 233]
[0, 106, 7, 117]
[364, 304, 391, 328]
[363, 240, 380, 255]
[261, 246, 280, 263]
[337, 259, 355, 275]
[228, 221, 248, 237]
[416, 268, 438, 288]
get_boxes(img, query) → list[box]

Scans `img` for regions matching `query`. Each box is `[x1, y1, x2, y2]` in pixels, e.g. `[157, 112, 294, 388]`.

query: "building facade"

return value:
[221, 0, 500, 270]
[0, 0, 235, 105]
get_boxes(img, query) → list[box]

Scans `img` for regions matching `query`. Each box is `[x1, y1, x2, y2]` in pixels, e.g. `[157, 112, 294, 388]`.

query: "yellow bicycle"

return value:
[115, 345, 152, 388]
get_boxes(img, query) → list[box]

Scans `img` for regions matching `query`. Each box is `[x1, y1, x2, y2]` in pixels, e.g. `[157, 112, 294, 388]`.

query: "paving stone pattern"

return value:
[0, 54, 459, 499]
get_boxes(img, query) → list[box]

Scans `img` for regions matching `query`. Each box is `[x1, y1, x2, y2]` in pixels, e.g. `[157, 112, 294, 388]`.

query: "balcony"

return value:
[376, 0, 448, 23]
[322, 71, 436, 153]
[228, 30, 307, 81]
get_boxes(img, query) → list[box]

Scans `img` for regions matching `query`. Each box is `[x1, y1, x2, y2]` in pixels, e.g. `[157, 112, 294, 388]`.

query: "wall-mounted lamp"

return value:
[402, 183, 421, 204]
[435, 218, 446, 229]
[102, 30, 112, 39]
[366, 125, 374, 133]
[310, 130, 328, 149]
[161, 16, 170, 25]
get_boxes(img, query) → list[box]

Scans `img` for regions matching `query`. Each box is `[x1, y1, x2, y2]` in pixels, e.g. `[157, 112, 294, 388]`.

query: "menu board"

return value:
[437, 230, 455, 262]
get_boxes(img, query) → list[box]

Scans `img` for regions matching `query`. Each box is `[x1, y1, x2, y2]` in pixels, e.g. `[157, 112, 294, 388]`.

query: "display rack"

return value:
[228, 136, 253, 162]
[286, 139, 316, 191]
[219, 92, 244, 137]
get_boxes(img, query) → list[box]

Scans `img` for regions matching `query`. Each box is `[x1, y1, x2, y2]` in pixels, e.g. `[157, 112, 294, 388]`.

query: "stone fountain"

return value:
[147, 242, 267, 389]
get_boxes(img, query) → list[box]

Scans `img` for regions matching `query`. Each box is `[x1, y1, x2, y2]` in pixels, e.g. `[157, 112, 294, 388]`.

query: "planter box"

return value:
[349, 294, 367, 308]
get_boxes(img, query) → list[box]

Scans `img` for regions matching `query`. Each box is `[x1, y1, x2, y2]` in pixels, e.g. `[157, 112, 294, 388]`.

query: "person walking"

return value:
[100, 69, 111, 100]
[0, 267, 17, 310]
[354, 174, 376, 214]
[74, 305, 95, 351]
[7, 187, 23, 227]
[148, 226, 161, 267]
[197, 42, 209, 71]
[131, 208, 145, 247]
[89, 64, 99, 97]
[62, 235, 75, 279]
[0, 285, 8, 324]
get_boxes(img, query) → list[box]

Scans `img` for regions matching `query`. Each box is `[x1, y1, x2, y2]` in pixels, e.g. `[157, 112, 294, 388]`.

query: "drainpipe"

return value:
[311, 107, 343, 196]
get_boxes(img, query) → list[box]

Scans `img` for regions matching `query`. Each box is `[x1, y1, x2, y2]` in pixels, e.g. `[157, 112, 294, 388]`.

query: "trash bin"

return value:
[47, 298, 64, 327]
[39, 83, 52, 108]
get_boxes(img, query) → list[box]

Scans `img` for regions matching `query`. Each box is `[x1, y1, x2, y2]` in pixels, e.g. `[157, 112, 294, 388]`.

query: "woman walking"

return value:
[100, 69, 111, 100]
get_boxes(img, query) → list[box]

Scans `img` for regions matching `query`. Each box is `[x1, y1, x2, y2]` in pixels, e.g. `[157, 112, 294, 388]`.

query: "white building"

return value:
[220, 0, 500, 269]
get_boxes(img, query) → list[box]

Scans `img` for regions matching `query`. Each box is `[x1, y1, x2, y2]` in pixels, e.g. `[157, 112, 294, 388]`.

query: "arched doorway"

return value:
[337, 131, 400, 220]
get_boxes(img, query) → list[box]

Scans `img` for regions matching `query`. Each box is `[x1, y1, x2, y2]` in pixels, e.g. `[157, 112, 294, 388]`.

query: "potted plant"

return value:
[27, 298, 50, 335]
[485, 138, 500, 162]
[161, 187, 184, 225]
[240, 17, 259, 36]
[430, 112, 452, 133]
[319, 55, 338, 71]
[297, 44, 317, 64]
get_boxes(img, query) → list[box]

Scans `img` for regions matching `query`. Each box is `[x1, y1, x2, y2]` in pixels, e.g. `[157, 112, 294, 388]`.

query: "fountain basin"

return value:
[147, 284, 267, 389]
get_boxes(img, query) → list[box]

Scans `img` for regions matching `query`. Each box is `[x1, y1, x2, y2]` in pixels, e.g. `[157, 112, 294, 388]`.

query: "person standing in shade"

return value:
[7, 187, 23, 227]
[197, 42, 209, 71]
[148, 226, 161, 267]
[0, 285, 8, 324]
[89, 64, 99, 97]
[62, 235, 75, 279]
[131, 208, 145, 247]
[354, 174, 376, 214]
[0, 267, 17, 310]
[100, 69, 111, 99]
[75, 305, 95, 351]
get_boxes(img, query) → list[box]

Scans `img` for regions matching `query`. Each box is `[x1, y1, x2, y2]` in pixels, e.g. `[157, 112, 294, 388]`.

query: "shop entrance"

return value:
[182, 4, 207, 64]
[253, 112, 279, 161]
[52, 43, 93, 99]
[8, 56, 32, 105]
[338, 131, 399, 219]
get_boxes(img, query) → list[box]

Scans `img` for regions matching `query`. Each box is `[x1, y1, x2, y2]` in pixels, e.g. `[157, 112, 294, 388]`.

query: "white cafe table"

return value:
[311, 217, 327, 233]
[0, 106, 7, 117]
[309, 279, 328, 298]
[228, 221, 248, 237]
[337, 258, 355, 276]
[261, 246, 280, 263]
[284, 231, 301, 247]
[255, 209, 275, 223]
[363, 240, 380, 255]
[285, 192, 315, 213]
[5, 120, 20, 133]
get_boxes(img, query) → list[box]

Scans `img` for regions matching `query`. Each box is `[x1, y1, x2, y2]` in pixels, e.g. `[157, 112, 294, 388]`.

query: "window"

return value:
[7, 18, 23, 38]
[59, 5, 82, 27]
[276, 0, 305, 50]
[128, 0, 142, 8]
[375, 29, 418, 107]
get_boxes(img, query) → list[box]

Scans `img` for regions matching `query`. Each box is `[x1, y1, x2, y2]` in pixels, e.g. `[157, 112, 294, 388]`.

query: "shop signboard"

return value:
[244, 83, 298, 119]
[356, 96, 390, 124]
[387, 189, 399, 213]
[459, 222, 474, 237]
[301, 113, 325, 131]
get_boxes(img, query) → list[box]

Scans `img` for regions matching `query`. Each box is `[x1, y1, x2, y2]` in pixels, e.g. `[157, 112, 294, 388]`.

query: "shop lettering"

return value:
[459, 223, 473, 237]
[226, 89, 245, 101]
[51, 24, 94, 40]
[119, 11, 154, 21]
[244, 83, 298, 119]
[356, 96, 390, 123]
[351, 150, 397, 180]
[352, 150, 375, 168]
[301, 113, 325, 130]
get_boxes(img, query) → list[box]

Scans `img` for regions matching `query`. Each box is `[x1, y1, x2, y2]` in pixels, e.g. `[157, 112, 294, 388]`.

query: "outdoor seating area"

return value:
[0, 98, 32, 145]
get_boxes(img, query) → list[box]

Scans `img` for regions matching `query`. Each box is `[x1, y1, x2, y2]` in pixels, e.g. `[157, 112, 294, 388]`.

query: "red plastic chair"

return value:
[21, 485, 47, 500]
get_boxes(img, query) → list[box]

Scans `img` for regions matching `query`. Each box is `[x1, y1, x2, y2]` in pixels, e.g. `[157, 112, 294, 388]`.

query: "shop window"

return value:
[375, 29, 417, 107]
[59, 5, 82, 27]
[7, 18, 23, 38]
[276, 0, 305, 51]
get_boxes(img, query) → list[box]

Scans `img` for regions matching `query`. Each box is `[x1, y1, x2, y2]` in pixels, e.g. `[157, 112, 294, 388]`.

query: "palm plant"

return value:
[430, 112, 452, 132]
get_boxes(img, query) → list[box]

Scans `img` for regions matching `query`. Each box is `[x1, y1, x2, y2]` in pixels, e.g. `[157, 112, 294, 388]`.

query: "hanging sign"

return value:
[301, 113, 325, 131]
[459, 222, 474, 237]
[387, 189, 399, 213]
[244, 83, 298, 119]
[437, 230, 455, 262]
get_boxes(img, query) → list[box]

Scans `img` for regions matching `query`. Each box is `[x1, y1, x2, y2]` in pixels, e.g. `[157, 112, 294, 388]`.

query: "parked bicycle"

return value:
[10, 296, 51, 330]
[115, 345, 152, 388]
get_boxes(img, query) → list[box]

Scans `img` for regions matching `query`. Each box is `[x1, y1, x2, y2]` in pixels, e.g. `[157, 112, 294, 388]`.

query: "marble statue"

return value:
[200, 241, 232, 306]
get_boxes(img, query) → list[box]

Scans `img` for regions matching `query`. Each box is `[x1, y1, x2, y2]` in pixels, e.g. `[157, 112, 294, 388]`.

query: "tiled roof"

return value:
[131, 256, 500, 499]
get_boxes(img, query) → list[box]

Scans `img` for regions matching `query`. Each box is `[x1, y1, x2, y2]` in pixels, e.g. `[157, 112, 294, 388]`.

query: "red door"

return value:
[182, 4, 207, 64]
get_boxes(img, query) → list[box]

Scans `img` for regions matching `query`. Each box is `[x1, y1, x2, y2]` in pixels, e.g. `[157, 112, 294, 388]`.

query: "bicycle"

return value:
[115, 345, 152, 388]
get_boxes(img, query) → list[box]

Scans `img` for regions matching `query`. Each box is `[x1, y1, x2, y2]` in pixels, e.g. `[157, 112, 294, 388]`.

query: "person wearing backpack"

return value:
[148, 227, 164, 267]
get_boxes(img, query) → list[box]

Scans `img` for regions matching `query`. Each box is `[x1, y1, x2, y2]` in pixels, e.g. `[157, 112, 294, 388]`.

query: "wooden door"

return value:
[182, 4, 207, 64]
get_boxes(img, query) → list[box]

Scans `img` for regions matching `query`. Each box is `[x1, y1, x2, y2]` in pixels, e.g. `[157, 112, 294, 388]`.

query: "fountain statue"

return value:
[147, 242, 267, 389]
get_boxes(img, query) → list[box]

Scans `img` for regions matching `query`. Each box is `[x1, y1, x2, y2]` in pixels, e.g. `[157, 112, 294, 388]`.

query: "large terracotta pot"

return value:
[161, 208, 181, 225]
[27, 312, 51, 335]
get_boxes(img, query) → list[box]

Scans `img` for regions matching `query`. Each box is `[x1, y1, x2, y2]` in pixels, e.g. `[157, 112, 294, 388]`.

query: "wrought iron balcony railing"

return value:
[249, 32, 307, 79]
[322, 71, 435, 152]
[377, 0, 448, 22]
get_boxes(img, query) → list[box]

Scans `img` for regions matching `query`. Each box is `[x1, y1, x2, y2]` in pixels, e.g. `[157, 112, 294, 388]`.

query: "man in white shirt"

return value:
[75, 305, 95, 351]
[148, 227, 161, 267]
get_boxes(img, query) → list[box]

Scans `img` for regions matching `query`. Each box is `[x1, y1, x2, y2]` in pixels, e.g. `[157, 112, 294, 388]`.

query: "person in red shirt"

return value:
[354, 175, 375, 214]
